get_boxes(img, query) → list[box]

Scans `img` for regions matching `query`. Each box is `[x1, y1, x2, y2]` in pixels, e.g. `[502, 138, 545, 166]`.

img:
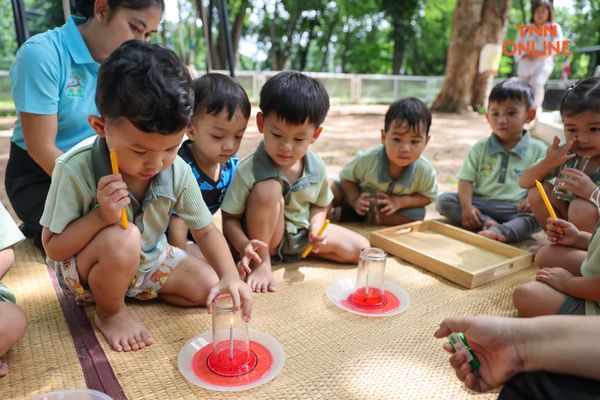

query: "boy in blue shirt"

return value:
[40, 41, 252, 352]
[168, 73, 250, 250]
[222, 71, 370, 293]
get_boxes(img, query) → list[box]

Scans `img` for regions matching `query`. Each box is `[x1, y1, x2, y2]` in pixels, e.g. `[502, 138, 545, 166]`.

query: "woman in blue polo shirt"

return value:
[5, 0, 164, 249]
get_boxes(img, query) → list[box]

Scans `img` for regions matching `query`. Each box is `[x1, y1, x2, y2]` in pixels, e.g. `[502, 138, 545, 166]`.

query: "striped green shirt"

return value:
[41, 137, 212, 272]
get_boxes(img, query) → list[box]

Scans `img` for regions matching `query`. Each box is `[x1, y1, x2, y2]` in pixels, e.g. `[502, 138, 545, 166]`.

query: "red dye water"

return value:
[342, 290, 401, 315]
[348, 287, 387, 308]
[192, 341, 273, 387]
[207, 341, 258, 377]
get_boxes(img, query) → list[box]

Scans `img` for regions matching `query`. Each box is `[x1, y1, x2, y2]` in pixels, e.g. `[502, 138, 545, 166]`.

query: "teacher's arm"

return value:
[21, 112, 62, 176]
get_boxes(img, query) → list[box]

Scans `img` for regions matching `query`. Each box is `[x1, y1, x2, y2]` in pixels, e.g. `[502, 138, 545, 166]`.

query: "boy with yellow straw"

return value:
[221, 71, 369, 293]
[40, 41, 252, 353]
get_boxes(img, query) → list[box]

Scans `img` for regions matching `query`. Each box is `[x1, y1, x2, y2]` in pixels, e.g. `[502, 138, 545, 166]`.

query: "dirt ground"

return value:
[0, 106, 491, 221]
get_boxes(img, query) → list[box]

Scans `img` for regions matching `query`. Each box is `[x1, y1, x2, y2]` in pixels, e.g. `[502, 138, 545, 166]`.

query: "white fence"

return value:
[0, 68, 575, 106]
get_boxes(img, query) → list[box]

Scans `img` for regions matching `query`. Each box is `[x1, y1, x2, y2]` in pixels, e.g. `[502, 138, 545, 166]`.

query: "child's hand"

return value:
[308, 224, 328, 253]
[535, 267, 574, 292]
[207, 275, 253, 321]
[544, 137, 575, 169]
[461, 207, 483, 230]
[237, 239, 268, 277]
[96, 174, 130, 225]
[556, 169, 597, 200]
[377, 193, 403, 215]
[352, 192, 371, 216]
[516, 198, 531, 213]
[434, 316, 523, 392]
[546, 217, 578, 245]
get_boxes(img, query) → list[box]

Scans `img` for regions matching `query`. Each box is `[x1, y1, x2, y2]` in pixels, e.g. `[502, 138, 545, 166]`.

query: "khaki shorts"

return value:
[54, 244, 186, 304]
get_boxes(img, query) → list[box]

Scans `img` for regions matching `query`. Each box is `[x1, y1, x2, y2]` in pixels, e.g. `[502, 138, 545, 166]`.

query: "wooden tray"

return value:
[370, 220, 533, 288]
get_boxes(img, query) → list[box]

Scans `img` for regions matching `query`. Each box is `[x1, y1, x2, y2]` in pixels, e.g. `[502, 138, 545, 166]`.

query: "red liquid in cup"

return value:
[349, 287, 387, 308]
[207, 340, 258, 377]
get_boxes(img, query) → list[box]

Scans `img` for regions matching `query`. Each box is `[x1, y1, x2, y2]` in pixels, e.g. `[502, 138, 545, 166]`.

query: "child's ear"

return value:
[88, 115, 106, 137]
[94, 0, 110, 22]
[256, 112, 264, 134]
[425, 134, 431, 145]
[380, 129, 386, 144]
[311, 126, 323, 143]
[186, 125, 196, 140]
[527, 107, 537, 123]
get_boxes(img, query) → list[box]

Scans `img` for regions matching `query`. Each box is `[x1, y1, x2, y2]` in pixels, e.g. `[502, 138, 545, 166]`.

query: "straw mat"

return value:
[2, 226, 537, 399]
[0, 240, 86, 399]
[86, 225, 534, 400]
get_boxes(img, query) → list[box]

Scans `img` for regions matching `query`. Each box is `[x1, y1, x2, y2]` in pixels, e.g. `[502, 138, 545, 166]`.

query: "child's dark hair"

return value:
[384, 97, 432, 136]
[96, 40, 193, 135]
[530, 1, 553, 23]
[194, 73, 251, 121]
[560, 77, 600, 117]
[488, 78, 534, 110]
[73, 0, 164, 20]
[259, 71, 329, 127]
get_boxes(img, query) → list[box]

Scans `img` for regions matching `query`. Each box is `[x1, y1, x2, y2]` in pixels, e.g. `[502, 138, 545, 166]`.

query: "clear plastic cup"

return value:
[350, 247, 387, 308]
[552, 154, 590, 202]
[207, 294, 255, 376]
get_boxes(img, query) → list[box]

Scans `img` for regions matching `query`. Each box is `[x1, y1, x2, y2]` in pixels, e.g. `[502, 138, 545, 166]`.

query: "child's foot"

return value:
[327, 206, 342, 223]
[246, 261, 277, 293]
[478, 229, 507, 242]
[95, 306, 154, 352]
[482, 219, 498, 230]
[0, 360, 8, 377]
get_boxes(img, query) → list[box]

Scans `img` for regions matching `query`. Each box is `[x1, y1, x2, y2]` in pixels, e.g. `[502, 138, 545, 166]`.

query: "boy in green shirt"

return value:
[222, 71, 370, 293]
[330, 97, 437, 225]
[437, 78, 546, 243]
[40, 41, 251, 353]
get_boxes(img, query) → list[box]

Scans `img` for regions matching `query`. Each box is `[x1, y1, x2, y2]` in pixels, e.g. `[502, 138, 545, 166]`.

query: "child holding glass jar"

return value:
[520, 78, 600, 269]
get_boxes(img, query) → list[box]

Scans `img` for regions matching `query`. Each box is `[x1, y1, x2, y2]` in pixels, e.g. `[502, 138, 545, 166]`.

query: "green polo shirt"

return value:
[581, 227, 600, 315]
[458, 131, 546, 202]
[339, 145, 437, 202]
[221, 141, 333, 234]
[0, 203, 24, 304]
[41, 136, 212, 273]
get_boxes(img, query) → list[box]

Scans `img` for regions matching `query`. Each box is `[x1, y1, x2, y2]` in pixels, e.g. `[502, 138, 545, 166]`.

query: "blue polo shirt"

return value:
[10, 16, 99, 152]
[178, 139, 239, 214]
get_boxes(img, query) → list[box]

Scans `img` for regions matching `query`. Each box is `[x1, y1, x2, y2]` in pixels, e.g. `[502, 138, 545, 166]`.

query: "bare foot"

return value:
[95, 306, 154, 352]
[246, 261, 277, 293]
[478, 229, 507, 243]
[0, 360, 8, 377]
[482, 219, 498, 230]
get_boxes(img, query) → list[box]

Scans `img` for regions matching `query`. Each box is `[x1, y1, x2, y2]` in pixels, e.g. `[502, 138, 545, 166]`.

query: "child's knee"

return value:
[513, 281, 540, 311]
[527, 187, 542, 205]
[568, 199, 598, 222]
[95, 225, 141, 266]
[0, 303, 27, 347]
[435, 192, 457, 214]
[248, 179, 284, 208]
[534, 245, 553, 268]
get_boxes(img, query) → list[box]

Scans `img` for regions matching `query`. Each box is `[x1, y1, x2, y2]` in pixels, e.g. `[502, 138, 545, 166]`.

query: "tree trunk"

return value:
[431, 0, 485, 112]
[319, 9, 340, 71]
[392, 38, 404, 75]
[341, 15, 351, 73]
[278, 6, 301, 70]
[432, 0, 511, 113]
[231, 0, 249, 62]
[297, 12, 322, 71]
[471, 0, 512, 110]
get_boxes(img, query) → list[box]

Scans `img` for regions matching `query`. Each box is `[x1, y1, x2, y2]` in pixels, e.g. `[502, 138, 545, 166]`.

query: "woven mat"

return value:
[0, 240, 86, 400]
[2, 227, 537, 399]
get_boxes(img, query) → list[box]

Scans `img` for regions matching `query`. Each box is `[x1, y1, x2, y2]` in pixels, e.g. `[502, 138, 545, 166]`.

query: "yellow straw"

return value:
[109, 149, 129, 229]
[535, 180, 557, 219]
[301, 219, 330, 258]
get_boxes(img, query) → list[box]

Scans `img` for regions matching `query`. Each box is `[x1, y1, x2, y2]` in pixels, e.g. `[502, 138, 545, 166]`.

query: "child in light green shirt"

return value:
[331, 97, 437, 225]
[437, 78, 546, 243]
